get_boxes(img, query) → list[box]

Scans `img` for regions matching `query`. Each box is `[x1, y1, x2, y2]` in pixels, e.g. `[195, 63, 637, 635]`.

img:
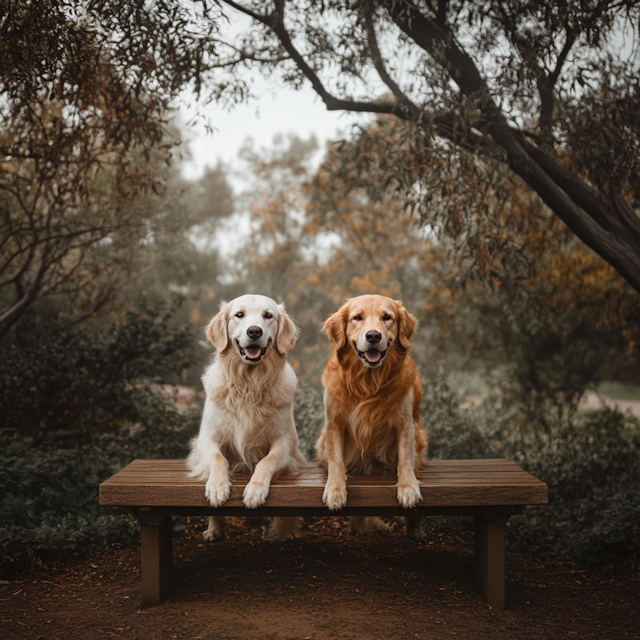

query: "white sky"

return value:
[179, 83, 370, 182]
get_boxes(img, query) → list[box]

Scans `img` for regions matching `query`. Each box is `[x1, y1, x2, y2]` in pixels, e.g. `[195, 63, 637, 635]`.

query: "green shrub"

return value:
[501, 408, 640, 563]
[422, 371, 640, 565]
[423, 369, 497, 460]
[0, 300, 194, 435]
[575, 492, 640, 564]
[0, 305, 199, 574]
[0, 416, 199, 575]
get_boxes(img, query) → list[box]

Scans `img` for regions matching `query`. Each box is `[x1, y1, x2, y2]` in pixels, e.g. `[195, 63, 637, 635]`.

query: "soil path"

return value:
[578, 392, 640, 418]
[2, 518, 638, 640]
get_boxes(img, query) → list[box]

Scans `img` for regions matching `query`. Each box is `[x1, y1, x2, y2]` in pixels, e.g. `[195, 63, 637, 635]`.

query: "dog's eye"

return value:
[235, 312, 244, 318]
[382, 314, 392, 321]
[353, 315, 362, 321]
[264, 312, 273, 319]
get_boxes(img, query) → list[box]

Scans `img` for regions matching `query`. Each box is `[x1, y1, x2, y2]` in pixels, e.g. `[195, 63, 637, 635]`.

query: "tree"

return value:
[306, 139, 431, 306]
[0, 0, 225, 338]
[225, 133, 438, 381]
[422, 171, 640, 431]
[208, 0, 640, 294]
[300, 113, 640, 424]
[0, 117, 198, 336]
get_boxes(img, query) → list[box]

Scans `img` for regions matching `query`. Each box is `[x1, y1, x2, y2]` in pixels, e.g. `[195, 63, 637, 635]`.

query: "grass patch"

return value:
[597, 381, 640, 401]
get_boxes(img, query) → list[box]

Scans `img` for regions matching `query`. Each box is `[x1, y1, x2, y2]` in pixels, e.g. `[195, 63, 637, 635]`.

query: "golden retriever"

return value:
[187, 294, 305, 541]
[316, 294, 428, 537]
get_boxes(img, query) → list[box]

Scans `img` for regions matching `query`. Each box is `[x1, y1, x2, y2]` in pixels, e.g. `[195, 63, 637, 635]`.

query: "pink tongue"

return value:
[244, 346, 262, 359]
[364, 350, 382, 363]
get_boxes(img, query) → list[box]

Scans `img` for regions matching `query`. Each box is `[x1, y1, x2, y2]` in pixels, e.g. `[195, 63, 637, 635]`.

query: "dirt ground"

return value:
[2, 517, 639, 640]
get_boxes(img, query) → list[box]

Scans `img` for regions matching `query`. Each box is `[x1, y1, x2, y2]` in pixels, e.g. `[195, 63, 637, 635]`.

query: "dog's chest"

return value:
[347, 396, 406, 429]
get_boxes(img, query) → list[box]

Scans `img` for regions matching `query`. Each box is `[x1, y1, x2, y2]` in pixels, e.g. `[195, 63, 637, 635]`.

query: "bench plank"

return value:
[99, 459, 547, 509]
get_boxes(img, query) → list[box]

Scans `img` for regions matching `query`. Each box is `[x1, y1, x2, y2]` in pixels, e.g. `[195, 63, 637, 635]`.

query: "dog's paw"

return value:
[406, 524, 427, 541]
[405, 515, 427, 541]
[243, 480, 269, 508]
[203, 527, 225, 542]
[322, 482, 348, 511]
[205, 479, 231, 507]
[397, 480, 422, 509]
[348, 516, 391, 535]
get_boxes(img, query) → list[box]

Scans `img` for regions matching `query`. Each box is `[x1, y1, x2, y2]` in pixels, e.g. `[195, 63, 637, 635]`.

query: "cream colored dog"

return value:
[187, 294, 305, 541]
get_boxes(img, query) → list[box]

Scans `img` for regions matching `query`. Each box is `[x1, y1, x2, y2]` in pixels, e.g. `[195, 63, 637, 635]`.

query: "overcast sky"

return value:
[179, 81, 372, 182]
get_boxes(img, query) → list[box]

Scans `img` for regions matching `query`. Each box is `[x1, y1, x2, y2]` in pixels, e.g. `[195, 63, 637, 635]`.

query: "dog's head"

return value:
[205, 294, 299, 364]
[322, 295, 417, 368]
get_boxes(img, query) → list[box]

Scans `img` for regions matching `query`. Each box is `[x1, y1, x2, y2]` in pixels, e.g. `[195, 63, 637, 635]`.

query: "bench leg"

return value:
[474, 515, 509, 609]
[140, 515, 173, 608]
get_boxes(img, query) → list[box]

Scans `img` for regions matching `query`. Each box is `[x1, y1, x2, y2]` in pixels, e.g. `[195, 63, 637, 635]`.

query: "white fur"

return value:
[187, 294, 305, 540]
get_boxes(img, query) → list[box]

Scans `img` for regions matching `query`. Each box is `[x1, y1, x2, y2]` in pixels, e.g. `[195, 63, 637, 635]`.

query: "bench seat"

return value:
[99, 458, 547, 609]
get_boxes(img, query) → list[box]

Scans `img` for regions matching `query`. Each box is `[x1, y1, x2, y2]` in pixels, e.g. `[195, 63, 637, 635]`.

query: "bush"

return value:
[575, 492, 640, 564]
[502, 408, 640, 563]
[0, 300, 194, 435]
[0, 416, 199, 575]
[423, 369, 497, 460]
[422, 371, 640, 566]
[0, 305, 199, 574]
[0, 434, 137, 572]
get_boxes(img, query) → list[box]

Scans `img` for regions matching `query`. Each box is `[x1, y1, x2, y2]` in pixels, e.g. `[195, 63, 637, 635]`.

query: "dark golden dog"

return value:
[316, 294, 428, 537]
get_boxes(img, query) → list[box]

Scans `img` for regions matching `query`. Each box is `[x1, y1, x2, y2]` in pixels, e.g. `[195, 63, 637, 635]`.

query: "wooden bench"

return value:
[99, 458, 547, 610]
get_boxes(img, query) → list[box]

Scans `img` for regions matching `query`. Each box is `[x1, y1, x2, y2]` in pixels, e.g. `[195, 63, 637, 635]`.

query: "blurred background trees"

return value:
[1, 0, 639, 572]
[0, 0, 226, 337]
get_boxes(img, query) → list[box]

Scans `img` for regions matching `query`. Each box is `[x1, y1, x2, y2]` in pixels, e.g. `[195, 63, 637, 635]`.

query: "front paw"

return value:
[323, 481, 347, 511]
[243, 480, 269, 508]
[205, 479, 231, 507]
[397, 480, 422, 509]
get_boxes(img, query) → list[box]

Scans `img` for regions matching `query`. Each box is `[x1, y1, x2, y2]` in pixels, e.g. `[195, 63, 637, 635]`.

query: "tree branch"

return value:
[384, 0, 640, 293]
[221, 0, 272, 23]
[221, 0, 412, 117]
[219, 0, 640, 294]
[550, 29, 577, 87]
[363, 2, 417, 111]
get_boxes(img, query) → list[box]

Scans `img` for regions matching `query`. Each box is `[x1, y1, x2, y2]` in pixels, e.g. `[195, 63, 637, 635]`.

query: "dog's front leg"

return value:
[243, 435, 292, 509]
[200, 439, 231, 508]
[396, 391, 422, 510]
[322, 422, 348, 511]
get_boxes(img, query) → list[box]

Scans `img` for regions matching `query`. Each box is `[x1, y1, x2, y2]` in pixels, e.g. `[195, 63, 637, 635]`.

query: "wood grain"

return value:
[100, 459, 548, 509]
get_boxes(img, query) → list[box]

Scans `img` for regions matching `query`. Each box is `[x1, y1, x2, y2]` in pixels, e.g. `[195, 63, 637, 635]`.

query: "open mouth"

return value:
[355, 345, 388, 366]
[236, 340, 269, 362]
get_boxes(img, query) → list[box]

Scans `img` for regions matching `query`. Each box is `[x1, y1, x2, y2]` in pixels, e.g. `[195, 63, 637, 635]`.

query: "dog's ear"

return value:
[322, 303, 349, 350]
[205, 301, 231, 352]
[275, 304, 299, 354]
[395, 300, 418, 350]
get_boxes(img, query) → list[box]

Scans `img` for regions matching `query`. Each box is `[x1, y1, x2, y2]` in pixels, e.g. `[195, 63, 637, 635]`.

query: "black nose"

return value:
[366, 330, 382, 344]
[247, 325, 263, 340]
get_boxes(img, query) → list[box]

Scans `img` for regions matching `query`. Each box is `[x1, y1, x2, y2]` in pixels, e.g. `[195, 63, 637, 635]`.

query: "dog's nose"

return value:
[247, 325, 263, 340]
[366, 330, 382, 344]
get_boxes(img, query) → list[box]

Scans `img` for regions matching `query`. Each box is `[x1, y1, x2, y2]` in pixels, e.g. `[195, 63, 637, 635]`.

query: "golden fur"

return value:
[316, 295, 428, 536]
